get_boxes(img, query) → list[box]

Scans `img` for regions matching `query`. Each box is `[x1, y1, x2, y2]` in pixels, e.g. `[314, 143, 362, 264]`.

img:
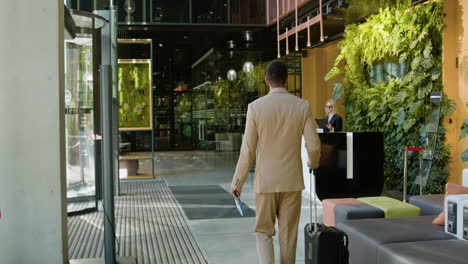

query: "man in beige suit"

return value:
[230, 61, 321, 264]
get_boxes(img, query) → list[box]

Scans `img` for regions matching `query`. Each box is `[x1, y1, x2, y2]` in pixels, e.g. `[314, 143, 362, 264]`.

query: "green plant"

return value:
[326, 0, 453, 194]
[337, 0, 397, 24]
[177, 94, 192, 113]
[212, 63, 268, 110]
[118, 62, 151, 129]
[461, 102, 468, 162]
[213, 79, 230, 108]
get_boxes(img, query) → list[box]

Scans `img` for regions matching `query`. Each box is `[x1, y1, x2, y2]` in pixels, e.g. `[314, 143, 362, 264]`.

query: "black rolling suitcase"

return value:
[305, 169, 349, 264]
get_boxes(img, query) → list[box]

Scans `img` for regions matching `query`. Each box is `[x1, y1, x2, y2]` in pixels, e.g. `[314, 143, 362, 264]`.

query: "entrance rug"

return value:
[169, 185, 256, 220]
[68, 180, 208, 264]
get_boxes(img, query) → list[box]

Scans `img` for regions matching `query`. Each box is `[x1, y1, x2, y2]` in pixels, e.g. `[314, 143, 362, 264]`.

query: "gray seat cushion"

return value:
[409, 194, 444, 216]
[336, 216, 456, 264]
[335, 204, 384, 226]
[378, 240, 468, 264]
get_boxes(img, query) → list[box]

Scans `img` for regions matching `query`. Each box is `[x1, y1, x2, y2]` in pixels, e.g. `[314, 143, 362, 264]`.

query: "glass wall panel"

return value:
[174, 93, 194, 149]
[191, 48, 272, 150]
[193, 82, 216, 149]
[152, 0, 190, 23]
[112, 0, 265, 24]
[65, 11, 107, 213]
[69, 0, 111, 12]
[117, 0, 152, 23]
[154, 95, 172, 149]
[279, 52, 302, 97]
[65, 34, 97, 208]
[192, 0, 228, 24]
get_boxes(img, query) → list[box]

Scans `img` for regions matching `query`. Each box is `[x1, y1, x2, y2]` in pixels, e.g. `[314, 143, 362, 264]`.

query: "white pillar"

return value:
[0, 1, 68, 263]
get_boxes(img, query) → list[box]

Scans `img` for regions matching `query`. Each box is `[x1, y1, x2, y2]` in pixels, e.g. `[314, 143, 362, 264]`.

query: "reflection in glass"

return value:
[124, 0, 136, 23]
[174, 93, 193, 149]
[112, 0, 265, 24]
[153, 0, 190, 23]
[192, 0, 228, 23]
[278, 52, 302, 97]
[154, 95, 171, 149]
[65, 36, 96, 200]
[117, 0, 151, 23]
[191, 49, 271, 150]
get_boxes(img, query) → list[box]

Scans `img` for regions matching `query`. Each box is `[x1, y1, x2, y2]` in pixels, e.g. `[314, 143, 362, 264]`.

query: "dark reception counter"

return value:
[315, 132, 384, 200]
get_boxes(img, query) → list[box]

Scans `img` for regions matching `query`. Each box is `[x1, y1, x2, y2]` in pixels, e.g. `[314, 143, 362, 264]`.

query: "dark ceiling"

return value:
[117, 24, 277, 91]
[116, 0, 410, 91]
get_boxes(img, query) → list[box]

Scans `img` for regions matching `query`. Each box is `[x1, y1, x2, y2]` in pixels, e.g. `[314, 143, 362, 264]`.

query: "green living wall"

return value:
[118, 62, 152, 130]
[326, 0, 455, 194]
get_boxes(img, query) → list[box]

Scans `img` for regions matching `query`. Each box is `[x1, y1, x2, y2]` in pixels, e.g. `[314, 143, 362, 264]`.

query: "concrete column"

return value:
[0, 1, 68, 264]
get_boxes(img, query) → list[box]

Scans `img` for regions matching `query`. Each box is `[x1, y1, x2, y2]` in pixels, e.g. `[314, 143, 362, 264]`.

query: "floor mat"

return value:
[68, 180, 208, 264]
[169, 185, 256, 220]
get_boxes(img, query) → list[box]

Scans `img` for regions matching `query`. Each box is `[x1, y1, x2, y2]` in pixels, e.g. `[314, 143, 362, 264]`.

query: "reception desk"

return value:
[312, 132, 384, 200]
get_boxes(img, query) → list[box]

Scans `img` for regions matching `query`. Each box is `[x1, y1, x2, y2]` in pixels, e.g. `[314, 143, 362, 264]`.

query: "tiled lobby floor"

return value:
[150, 151, 323, 264]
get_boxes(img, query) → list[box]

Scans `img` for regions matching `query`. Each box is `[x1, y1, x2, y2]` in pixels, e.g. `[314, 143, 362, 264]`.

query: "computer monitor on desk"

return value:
[315, 118, 327, 129]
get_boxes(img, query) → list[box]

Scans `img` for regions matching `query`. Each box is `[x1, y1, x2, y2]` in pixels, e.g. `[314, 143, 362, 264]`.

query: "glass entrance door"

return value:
[65, 35, 98, 214]
[64, 10, 107, 214]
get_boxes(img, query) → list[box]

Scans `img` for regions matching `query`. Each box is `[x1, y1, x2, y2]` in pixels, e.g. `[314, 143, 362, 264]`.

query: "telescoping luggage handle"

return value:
[309, 168, 318, 233]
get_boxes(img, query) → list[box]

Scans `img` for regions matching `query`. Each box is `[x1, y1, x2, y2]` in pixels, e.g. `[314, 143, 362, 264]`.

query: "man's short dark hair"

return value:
[266, 61, 288, 86]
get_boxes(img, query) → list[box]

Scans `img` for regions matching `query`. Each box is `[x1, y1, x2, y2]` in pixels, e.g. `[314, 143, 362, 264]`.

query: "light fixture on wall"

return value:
[124, 0, 136, 23]
[227, 69, 237, 81]
[227, 40, 236, 59]
[243, 62, 254, 73]
[243, 31, 254, 48]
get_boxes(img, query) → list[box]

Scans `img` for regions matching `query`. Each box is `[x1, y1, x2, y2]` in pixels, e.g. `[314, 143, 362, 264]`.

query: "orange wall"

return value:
[302, 40, 344, 123]
[443, 0, 468, 184]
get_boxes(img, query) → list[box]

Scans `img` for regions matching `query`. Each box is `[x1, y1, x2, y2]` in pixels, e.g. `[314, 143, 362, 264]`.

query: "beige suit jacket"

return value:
[231, 88, 321, 193]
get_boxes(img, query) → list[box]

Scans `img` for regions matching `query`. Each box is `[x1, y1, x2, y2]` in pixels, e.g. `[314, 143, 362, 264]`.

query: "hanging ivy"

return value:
[326, 0, 455, 194]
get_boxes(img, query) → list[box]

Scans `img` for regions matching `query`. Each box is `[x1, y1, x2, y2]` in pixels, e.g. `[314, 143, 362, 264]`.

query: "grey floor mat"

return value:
[68, 180, 208, 264]
[169, 185, 256, 220]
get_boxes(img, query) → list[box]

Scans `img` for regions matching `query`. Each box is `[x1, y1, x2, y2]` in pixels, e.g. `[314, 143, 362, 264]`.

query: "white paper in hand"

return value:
[235, 199, 244, 216]
[234, 191, 243, 216]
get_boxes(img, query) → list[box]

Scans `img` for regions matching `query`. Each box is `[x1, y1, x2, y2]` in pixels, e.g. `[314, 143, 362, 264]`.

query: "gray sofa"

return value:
[337, 194, 468, 264]
[378, 240, 468, 264]
[408, 194, 444, 216]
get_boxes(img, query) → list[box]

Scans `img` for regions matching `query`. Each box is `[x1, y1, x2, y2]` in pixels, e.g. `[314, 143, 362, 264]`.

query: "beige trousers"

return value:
[255, 191, 302, 264]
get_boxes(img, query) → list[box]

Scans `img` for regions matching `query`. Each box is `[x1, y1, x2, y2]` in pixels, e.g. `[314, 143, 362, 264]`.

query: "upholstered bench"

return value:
[358, 196, 421, 218]
[336, 216, 456, 264]
[334, 203, 385, 226]
[377, 239, 468, 264]
[409, 194, 444, 216]
[322, 198, 366, 226]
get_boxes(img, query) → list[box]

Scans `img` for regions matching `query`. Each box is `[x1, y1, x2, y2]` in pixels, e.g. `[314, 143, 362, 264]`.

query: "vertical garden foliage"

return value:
[326, 0, 455, 194]
[118, 63, 152, 129]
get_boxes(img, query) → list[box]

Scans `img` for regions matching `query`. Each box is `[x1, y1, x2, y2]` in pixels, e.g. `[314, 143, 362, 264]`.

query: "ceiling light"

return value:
[243, 62, 254, 73]
[227, 69, 237, 81]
